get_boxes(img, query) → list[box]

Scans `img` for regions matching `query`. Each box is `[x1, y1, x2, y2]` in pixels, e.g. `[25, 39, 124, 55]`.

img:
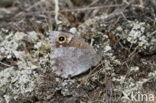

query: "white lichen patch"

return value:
[27, 31, 39, 42]
[113, 75, 149, 95]
[148, 71, 156, 77]
[130, 66, 140, 72]
[0, 67, 16, 87]
[115, 20, 156, 55]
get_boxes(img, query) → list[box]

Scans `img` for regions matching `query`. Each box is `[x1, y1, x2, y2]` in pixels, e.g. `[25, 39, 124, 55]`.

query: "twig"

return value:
[0, 61, 11, 67]
[26, 0, 45, 11]
[54, 0, 60, 24]
[13, 4, 126, 18]
[61, 4, 125, 12]
[88, 0, 99, 7]
[121, 46, 139, 65]
[150, 30, 156, 36]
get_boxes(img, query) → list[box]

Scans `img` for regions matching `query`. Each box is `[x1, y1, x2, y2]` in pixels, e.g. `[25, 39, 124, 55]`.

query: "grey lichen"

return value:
[0, 31, 45, 102]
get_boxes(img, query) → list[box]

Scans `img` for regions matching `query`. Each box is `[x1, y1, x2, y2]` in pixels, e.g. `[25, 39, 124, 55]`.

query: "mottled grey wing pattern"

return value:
[51, 47, 100, 78]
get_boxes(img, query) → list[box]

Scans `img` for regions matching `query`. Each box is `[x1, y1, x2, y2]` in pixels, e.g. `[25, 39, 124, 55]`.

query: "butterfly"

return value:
[50, 31, 101, 78]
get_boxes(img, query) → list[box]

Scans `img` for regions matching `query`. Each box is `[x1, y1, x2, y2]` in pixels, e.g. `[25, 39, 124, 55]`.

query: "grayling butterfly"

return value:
[50, 31, 101, 78]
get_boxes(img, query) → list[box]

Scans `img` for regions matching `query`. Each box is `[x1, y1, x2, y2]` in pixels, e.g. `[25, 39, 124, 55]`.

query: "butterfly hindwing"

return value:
[51, 47, 98, 78]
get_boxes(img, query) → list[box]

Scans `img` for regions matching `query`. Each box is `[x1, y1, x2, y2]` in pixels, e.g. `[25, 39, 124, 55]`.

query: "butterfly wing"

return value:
[51, 47, 100, 78]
